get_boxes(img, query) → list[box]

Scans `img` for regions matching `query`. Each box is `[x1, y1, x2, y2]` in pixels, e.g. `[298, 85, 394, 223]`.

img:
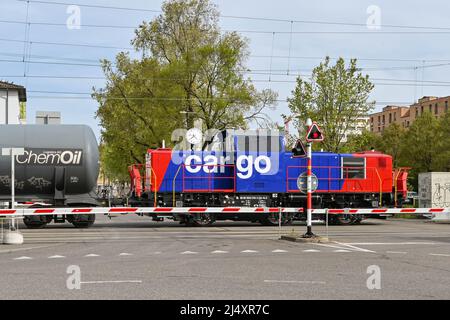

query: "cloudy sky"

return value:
[1, 0, 450, 140]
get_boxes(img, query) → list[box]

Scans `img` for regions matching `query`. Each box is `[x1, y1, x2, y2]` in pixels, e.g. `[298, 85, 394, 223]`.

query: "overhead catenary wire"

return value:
[15, 0, 450, 32]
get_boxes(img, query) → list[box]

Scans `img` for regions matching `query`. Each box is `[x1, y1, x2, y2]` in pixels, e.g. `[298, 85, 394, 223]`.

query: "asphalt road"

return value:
[0, 215, 449, 300]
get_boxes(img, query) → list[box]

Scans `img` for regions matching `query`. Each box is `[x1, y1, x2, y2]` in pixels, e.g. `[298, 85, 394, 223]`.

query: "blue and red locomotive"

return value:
[128, 130, 409, 226]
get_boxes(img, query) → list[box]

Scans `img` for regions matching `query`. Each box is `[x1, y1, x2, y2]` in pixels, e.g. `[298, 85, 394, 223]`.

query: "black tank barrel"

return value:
[0, 125, 99, 201]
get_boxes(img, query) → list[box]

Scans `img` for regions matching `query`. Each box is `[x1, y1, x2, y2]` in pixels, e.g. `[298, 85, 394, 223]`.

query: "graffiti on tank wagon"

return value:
[28, 177, 52, 190]
[0, 176, 25, 190]
[432, 183, 450, 207]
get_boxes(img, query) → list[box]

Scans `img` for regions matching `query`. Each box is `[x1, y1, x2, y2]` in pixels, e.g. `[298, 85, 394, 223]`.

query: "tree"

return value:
[400, 111, 442, 188]
[94, 0, 277, 179]
[433, 110, 450, 171]
[342, 129, 381, 153]
[378, 123, 406, 167]
[287, 57, 375, 153]
[131, 0, 276, 130]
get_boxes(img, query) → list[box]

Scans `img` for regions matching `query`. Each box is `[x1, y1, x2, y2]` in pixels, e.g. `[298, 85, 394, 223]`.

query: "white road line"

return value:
[303, 249, 320, 252]
[152, 251, 162, 254]
[315, 243, 355, 251]
[386, 251, 407, 254]
[429, 253, 450, 257]
[81, 280, 142, 284]
[333, 249, 351, 253]
[119, 253, 133, 256]
[211, 250, 229, 254]
[344, 242, 436, 246]
[84, 254, 100, 257]
[333, 242, 376, 253]
[14, 256, 32, 260]
[272, 249, 288, 253]
[48, 255, 65, 259]
[0, 245, 60, 254]
[180, 251, 198, 254]
[264, 280, 326, 284]
[241, 250, 259, 253]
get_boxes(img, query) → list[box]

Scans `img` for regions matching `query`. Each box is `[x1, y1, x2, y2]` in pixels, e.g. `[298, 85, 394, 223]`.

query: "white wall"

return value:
[0, 90, 21, 124]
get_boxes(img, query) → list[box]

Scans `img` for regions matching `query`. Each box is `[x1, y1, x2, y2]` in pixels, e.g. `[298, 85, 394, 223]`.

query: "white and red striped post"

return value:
[305, 119, 314, 237]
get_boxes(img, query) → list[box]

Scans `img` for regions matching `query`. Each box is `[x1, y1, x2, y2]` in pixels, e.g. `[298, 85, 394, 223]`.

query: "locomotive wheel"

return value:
[329, 214, 358, 225]
[67, 214, 96, 228]
[260, 213, 293, 226]
[186, 213, 215, 227]
[23, 215, 52, 229]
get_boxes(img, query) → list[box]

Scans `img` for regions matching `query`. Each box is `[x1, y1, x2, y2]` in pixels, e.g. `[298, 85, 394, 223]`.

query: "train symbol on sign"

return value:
[297, 172, 319, 194]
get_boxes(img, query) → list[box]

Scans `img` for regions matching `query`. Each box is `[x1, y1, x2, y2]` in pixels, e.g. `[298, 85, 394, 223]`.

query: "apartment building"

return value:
[369, 96, 449, 134]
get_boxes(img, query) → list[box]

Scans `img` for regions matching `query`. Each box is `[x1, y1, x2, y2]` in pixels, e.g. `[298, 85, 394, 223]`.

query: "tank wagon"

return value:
[128, 130, 409, 226]
[0, 125, 99, 228]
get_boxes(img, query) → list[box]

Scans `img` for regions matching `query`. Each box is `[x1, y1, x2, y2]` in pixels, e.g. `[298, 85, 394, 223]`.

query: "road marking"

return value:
[429, 253, 450, 257]
[180, 251, 198, 254]
[14, 256, 32, 260]
[386, 251, 407, 254]
[81, 280, 142, 284]
[333, 249, 351, 253]
[241, 250, 259, 253]
[48, 255, 65, 259]
[264, 280, 326, 284]
[211, 250, 228, 254]
[303, 249, 320, 252]
[272, 249, 288, 253]
[333, 242, 376, 253]
[119, 253, 133, 256]
[344, 242, 436, 246]
[152, 251, 162, 254]
[84, 254, 100, 257]
[0, 245, 61, 254]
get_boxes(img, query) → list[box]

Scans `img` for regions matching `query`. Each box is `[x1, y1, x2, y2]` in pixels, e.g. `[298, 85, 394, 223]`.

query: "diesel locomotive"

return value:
[128, 130, 409, 226]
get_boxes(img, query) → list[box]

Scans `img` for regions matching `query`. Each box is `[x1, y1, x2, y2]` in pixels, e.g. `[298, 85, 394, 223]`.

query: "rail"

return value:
[286, 165, 390, 195]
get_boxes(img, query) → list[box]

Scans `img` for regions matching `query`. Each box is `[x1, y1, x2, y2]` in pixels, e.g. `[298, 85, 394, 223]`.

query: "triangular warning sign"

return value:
[306, 123, 324, 142]
[291, 139, 307, 157]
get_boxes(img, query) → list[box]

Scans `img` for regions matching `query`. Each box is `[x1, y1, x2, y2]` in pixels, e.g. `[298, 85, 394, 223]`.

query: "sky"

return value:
[1, 0, 450, 141]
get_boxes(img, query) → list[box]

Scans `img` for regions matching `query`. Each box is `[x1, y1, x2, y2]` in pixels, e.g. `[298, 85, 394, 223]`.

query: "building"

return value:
[341, 116, 370, 142]
[0, 81, 27, 124]
[36, 111, 61, 124]
[369, 96, 450, 134]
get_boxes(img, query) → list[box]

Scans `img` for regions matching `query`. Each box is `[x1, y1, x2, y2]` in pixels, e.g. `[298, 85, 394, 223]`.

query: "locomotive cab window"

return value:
[341, 157, 366, 179]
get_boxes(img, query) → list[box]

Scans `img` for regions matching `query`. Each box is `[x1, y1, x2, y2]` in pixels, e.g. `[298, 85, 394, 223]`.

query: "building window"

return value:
[429, 104, 432, 112]
[421, 106, 424, 114]
[389, 113, 392, 123]
[341, 157, 365, 179]
[435, 103, 438, 114]
[394, 113, 396, 121]
[382, 115, 385, 124]
[415, 108, 418, 117]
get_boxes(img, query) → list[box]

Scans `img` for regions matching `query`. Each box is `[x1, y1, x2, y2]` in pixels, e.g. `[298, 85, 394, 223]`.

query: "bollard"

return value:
[3, 230, 24, 245]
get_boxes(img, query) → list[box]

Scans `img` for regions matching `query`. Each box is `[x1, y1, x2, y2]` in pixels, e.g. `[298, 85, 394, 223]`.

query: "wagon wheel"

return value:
[333, 214, 358, 225]
[23, 205, 52, 229]
[260, 212, 293, 226]
[186, 213, 215, 227]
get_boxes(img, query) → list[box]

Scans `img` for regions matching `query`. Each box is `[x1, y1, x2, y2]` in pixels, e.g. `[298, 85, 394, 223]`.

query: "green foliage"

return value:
[346, 111, 450, 190]
[94, 0, 277, 180]
[342, 129, 380, 153]
[287, 57, 375, 153]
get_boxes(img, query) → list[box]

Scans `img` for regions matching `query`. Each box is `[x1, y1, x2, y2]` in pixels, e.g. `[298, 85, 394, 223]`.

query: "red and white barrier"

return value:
[0, 206, 448, 219]
[0, 206, 303, 218]
[310, 208, 448, 215]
